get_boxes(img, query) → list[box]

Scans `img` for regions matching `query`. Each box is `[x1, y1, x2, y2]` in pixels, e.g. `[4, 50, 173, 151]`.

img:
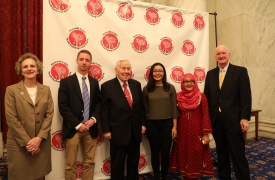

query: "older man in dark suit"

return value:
[204, 45, 251, 180]
[100, 59, 146, 180]
[58, 50, 100, 180]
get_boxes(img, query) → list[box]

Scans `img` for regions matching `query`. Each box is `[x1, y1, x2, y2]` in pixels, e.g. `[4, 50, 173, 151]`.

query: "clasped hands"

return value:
[26, 137, 42, 156]
[78, 119, 96, 133]
[103, 126, 147, 140]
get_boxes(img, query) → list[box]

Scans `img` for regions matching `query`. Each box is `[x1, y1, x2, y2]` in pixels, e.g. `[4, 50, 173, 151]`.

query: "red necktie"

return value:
[123, 83, 132, 108]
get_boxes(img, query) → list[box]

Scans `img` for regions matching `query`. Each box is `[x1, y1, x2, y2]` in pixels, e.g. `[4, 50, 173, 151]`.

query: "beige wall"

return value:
[207, 0, 275, 139]
[136, 0, 207, 11]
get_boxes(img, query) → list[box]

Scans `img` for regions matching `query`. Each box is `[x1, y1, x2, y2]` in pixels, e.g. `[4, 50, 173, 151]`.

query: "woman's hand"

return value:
[26, 137, 42, 152]
[201, 134, 210, 145]
[172, 128, 177, 141]
[31, 147, 40, 156]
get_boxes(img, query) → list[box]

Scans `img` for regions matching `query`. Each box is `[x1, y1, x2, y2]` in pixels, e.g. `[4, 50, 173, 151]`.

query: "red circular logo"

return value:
[76, 161, 83, 179]
[181, 40, 196, 56]
[101, 158, 111, 176]
[138, 154, 147, 171]
[144, 67, 151, 81]
[67, 28, 88, 49]
[132, 35, 149, 53]
[86, 0, 104, 17]
[51, 130, 65, 151]
[145, 8, 160, 25]
[117, 3, 133, 21]
[194, 67, 206, 83]
[49, 0, 70, 12]
[171, 11, 184, 28]
[101, 31, 120, 51]
[49, 61, 71, 82]
[96, 129, 104, 146]
[88, 63, 104, 81]
[159, 37, 173, 55]
[193, 15, 205, 30]
[170, 67, 184, 83]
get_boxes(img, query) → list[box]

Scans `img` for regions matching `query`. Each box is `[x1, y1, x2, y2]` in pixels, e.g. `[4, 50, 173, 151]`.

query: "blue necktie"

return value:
[82, 77, 89, 123]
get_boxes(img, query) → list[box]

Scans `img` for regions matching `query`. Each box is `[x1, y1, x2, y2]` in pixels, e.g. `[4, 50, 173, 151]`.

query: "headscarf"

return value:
[177, 73, 201, 111]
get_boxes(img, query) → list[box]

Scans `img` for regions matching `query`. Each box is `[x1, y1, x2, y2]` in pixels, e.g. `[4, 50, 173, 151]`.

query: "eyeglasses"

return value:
[120, 67, 132, 71]
[153, 70, 164, 73]
[183, 80, 195, 84]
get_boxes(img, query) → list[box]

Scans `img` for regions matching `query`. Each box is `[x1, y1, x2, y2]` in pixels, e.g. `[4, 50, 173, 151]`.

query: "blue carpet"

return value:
[0, 137, 274, 180]
[0, 157, 7, 180]
[139, 137, 275, 180]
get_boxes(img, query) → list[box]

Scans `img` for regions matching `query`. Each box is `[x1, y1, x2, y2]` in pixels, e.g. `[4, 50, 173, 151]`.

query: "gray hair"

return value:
[115, 59, 131, 68]
[215, 45, 230, 53]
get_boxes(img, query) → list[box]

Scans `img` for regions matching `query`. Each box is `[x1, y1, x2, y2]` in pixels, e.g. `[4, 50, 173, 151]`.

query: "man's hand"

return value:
[84, 118, 96, 129]
[104, 132, 111, 140]
[141, 126, 146, 134]
[240, 119, 249, 132]
[78, 124, 89, 133]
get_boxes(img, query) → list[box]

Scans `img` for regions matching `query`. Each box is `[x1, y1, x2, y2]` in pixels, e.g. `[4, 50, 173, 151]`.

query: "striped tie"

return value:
[123, 83, 132, 108]
[219, 69, 225, 89]
[82, 77, 89, 123]
[219, 70, 224, 112]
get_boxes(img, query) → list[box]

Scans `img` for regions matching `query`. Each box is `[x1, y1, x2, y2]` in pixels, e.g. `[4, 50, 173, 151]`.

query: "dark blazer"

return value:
[58, 73, 100, 141]
[204, 63, 252, 132]
[100, 78, 146, 146]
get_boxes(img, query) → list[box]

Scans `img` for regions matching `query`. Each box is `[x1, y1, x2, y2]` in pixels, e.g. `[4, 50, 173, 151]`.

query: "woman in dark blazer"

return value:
[5, 53, 54, 180]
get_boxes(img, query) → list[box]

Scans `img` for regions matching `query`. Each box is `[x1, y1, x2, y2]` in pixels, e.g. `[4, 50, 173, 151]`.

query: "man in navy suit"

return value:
[100, 59, 146, 180]
[58, 50, 100, 180]
[204, 45, 251, 180]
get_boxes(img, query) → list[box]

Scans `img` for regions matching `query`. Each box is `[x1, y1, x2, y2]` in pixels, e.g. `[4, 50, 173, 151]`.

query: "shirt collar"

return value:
[219, 63, 229, 72]
[117, 77, 129, 87]
[76, 71, 88, 79]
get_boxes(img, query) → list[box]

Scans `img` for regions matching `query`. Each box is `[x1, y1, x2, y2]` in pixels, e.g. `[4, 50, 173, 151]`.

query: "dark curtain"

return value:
[0, 1, 43, 142]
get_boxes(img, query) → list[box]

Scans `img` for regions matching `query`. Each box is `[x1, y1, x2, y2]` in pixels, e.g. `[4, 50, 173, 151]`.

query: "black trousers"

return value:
[212, 112, 250, 180]
[110, 132, 140, 180]
[146, 119, 173, 180]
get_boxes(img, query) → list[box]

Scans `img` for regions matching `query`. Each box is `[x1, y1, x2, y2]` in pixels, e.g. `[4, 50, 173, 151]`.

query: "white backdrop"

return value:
[43, 0, 209, 179]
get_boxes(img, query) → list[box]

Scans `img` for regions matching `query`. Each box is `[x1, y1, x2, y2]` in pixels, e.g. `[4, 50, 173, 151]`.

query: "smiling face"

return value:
[215, 45, 230, 69]
[115, 60, 131, 83]
[183, 77, 195, 91]
[152, 65, 164, 82]
[21, 58, 38, 80]
[76, 52, 91, 75]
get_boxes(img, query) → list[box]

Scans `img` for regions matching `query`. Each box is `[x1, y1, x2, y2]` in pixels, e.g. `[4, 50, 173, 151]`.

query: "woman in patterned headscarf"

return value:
[169, 73, 214, 179]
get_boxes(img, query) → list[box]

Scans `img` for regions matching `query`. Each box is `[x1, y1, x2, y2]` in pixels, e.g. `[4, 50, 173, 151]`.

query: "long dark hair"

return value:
[147, 62, 170, 92]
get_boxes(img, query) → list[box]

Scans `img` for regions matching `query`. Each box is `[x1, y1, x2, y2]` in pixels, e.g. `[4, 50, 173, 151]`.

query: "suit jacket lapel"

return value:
[72, 73, 83, 101]
[17, 81, 34, 106]
[88, 76, 95, 107]
[213, 67, 220, 91]
[128, 80, 135, 108]
[35, 83, 45, 105]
